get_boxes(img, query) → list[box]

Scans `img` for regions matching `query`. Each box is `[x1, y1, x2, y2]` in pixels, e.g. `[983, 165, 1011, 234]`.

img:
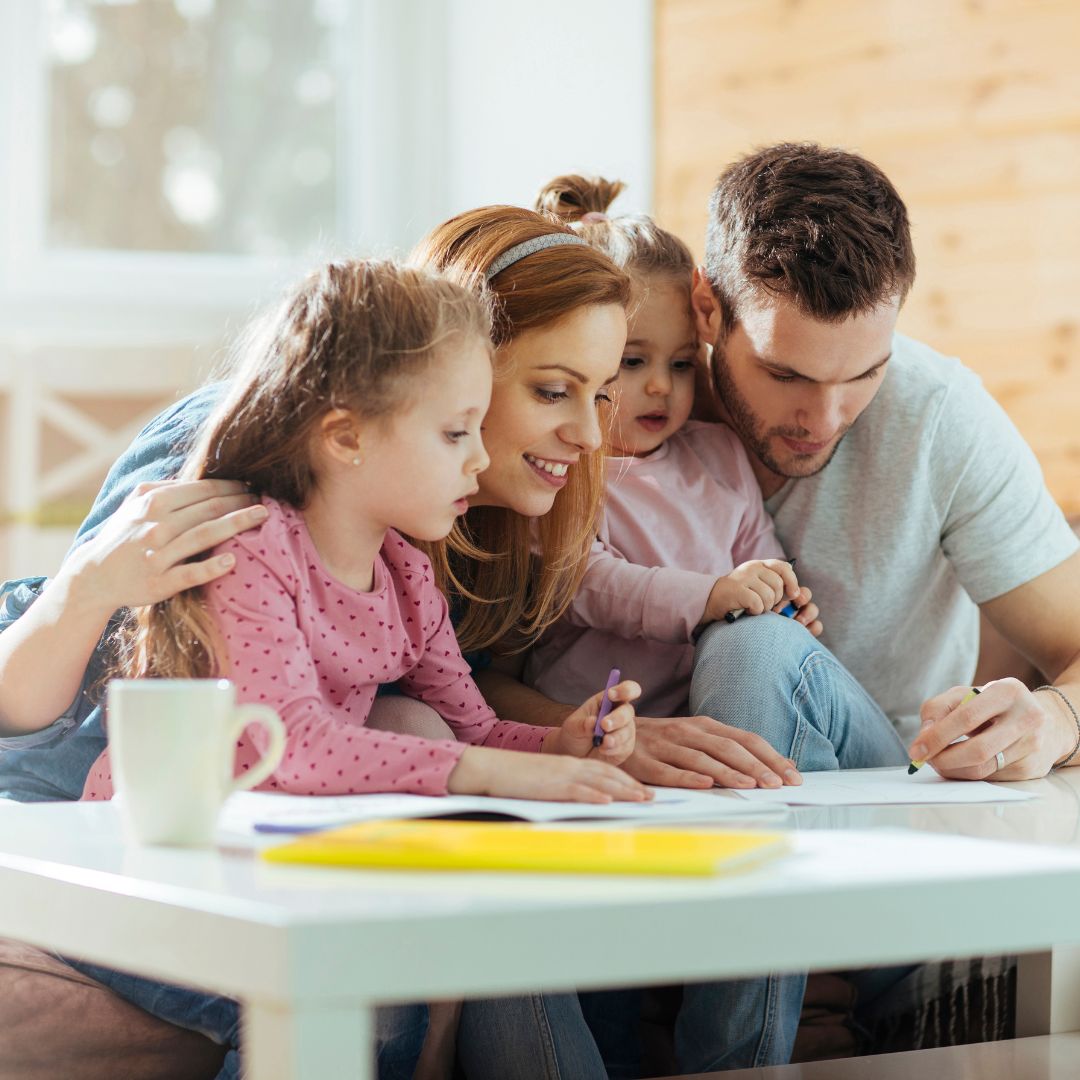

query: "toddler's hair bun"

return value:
[535, 174, 625, 223]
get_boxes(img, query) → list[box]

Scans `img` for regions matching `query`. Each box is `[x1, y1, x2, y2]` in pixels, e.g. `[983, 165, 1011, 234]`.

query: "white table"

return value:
[4, 795, 1080, 1079]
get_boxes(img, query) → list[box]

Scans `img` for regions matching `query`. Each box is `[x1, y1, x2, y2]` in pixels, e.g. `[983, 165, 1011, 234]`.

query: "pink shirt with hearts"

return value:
[81, 498, 546, 801]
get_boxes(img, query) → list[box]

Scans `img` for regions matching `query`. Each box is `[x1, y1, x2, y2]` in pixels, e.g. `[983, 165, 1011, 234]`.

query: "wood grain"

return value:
[655, 0, 1080, 511]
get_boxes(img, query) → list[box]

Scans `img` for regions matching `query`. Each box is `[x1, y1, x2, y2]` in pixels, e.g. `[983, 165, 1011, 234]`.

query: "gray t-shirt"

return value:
[766, 333, 1079, 740]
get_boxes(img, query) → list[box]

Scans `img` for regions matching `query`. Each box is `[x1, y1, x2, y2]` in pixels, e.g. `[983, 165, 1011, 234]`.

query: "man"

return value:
[685, 141, 1080, 782]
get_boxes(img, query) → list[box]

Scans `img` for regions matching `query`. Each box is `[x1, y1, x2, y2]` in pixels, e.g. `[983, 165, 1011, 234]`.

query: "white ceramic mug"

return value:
[107, 678, 286, 847]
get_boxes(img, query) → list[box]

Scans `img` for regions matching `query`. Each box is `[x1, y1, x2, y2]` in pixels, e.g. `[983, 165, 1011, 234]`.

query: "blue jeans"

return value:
[691, 614, 910, 772]
[579, 973, 803, 1076]
[457, 992, 608, 1079]
[60, 958, 427, 1080]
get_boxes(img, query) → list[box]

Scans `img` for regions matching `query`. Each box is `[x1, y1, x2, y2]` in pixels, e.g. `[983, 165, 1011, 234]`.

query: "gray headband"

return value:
[484, 233, 589, 281]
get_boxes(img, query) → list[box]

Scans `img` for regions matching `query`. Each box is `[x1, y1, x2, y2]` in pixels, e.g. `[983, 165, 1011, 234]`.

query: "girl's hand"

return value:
[67, 479, 267, 617]
[448, 746, 652, 803]
[546, 678, 641, 764]
[704, 559, 800, 623]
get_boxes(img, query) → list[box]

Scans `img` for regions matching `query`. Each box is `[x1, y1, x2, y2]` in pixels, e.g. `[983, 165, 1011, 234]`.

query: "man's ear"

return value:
[691, 268, 725, 346]
[317, 408, 363, 466]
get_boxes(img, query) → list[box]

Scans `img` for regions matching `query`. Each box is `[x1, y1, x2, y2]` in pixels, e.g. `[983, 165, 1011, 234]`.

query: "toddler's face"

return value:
[609, 276, 700, 457]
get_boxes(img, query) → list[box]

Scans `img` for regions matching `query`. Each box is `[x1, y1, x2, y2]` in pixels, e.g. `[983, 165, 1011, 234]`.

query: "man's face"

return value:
[692, 274, 900, 485]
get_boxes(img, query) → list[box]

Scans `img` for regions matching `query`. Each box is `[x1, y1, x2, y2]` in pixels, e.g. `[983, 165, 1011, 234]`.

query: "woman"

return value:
[0, 208, 797, 1078]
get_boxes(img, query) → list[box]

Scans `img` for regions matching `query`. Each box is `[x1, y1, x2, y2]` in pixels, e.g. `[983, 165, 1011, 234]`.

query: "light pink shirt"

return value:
[83, 499, 546, 801]
[525, 421, 785, 717]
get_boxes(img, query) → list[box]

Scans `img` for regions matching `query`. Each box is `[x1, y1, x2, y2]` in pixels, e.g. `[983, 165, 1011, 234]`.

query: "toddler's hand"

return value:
[705, 559, 800, 622]
[551, 678, 641, 764]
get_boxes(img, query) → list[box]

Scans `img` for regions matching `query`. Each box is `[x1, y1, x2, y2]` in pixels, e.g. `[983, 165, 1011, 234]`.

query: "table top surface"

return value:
[3, 774, 1080, 1003]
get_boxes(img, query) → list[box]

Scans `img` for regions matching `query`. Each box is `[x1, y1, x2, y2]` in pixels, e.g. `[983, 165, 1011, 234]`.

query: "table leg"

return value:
[1016, 947, 1080, 1036]
[244, 997, 374, 1079]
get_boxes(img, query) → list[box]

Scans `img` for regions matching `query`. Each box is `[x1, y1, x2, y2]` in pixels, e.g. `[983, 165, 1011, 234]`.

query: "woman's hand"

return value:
[448, 746, 652, 803]
[0, 479, 267, 737]
[911, 679, 1079, 781]
[66, 479, 267, 617]
[546, 678, 641, 764]
[621, 715, 803, 790]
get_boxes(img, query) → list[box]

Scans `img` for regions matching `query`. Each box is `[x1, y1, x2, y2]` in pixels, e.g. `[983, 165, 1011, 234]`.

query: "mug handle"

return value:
[227, 705, 286, 793]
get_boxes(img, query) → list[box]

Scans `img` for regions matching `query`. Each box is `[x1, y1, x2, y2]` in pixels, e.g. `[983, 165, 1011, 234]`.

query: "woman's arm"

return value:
[0, 480, 264, 736]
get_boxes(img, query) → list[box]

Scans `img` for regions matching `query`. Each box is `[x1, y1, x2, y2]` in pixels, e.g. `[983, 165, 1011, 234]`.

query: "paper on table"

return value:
[729, 767, 1037, 806]
[219, 785, 783, 837]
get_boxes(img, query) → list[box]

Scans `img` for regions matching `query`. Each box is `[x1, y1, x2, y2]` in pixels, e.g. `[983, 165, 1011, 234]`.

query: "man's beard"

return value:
[711, 341, 850, 480]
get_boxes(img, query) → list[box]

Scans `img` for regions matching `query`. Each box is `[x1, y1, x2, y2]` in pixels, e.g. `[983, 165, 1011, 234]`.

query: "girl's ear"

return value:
[691, 267, 724, 347]
[317, 408, 364, 466]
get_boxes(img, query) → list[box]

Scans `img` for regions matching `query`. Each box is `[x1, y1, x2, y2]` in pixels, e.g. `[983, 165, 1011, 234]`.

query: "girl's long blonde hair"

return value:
[115, 259, 492, 680]
[410, 206, 631, 655]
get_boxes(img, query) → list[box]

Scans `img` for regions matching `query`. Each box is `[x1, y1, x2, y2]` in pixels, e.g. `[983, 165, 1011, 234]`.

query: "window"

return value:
[0, 0, 446, 315]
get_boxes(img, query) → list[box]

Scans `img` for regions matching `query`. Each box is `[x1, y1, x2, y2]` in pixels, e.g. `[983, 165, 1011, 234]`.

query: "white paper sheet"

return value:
[729, 767, 1038, 806]
[218, 785, 782, 837]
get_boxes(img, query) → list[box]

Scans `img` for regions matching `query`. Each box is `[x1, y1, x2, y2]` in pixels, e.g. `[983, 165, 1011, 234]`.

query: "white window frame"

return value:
[0, 0, 448, 327]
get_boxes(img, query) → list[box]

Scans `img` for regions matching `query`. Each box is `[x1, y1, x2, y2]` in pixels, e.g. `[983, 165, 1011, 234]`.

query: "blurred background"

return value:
[0, 0, 1077, 580]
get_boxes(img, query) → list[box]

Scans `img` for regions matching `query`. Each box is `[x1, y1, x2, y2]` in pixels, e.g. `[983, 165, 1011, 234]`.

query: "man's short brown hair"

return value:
[704, 143, 916, 328]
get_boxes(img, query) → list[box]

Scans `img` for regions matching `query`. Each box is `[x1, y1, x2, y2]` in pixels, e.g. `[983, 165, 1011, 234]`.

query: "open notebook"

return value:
[219, 785, 781, 838]
[262, 819, 792, 877]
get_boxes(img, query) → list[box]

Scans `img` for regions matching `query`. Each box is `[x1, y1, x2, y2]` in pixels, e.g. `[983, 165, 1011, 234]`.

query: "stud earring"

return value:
[352, 456, 362, 466]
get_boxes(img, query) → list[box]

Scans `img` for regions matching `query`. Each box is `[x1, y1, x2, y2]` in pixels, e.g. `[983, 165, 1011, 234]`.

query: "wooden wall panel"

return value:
[655, 0, 1080, 513]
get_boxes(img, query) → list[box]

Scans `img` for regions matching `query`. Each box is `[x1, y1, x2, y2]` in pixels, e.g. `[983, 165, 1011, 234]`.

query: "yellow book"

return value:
[262, 820, 791, 877]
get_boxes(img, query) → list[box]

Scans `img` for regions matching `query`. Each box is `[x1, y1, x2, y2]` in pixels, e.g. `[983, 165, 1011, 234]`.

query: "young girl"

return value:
[80, 259, 646, 807]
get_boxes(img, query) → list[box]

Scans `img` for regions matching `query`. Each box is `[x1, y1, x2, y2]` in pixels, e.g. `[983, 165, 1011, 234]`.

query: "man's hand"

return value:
[621, 715, 802, 789]
[910, 678, 1078, 781]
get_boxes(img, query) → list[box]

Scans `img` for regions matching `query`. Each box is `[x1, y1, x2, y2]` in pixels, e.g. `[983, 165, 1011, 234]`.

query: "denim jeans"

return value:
[457, 991, 608, 1079]
[579, 971, 804, 1077]
[60, 958, 427, 1080]
[691, 613, 910, 772]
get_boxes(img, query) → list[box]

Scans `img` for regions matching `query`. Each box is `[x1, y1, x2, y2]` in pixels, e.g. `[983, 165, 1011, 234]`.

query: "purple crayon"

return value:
[592, 668, 622, 748]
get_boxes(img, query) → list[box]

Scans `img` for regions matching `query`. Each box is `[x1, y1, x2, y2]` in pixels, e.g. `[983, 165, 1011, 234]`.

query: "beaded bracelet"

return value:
[1035, 684, 1080, 770]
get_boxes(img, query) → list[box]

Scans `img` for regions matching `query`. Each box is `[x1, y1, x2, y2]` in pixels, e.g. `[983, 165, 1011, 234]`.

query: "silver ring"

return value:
[995, 750, 1006, 772]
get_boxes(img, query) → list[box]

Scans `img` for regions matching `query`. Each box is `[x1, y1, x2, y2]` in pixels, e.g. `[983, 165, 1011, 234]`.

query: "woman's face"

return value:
[473, 303, 627, 516]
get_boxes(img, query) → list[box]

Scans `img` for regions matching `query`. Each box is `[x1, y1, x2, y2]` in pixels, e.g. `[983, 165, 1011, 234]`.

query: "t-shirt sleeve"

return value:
[207, 531, 469, 796]
[932, 367, 1079, 603]
[567, 536, 715, 645]
[399, 575, 547, 753]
